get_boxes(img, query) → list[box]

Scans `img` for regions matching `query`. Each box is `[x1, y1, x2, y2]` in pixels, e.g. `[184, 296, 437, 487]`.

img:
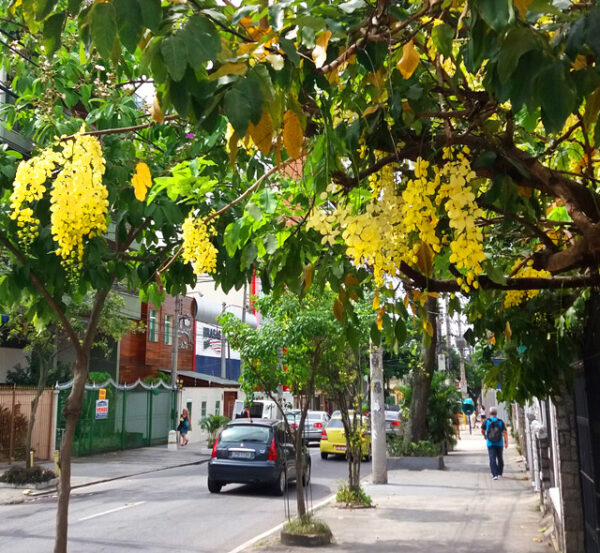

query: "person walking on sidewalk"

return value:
[481, 406, 508, 480]
[177, 409, 191, 446]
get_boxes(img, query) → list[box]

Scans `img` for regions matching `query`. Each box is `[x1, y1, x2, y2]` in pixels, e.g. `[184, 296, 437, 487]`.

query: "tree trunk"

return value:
[25, 350, 53, 469]
[369, 342, 387, 484]
[294, 429, 307, 518]
[54, 353, 89, 553]
[404, 297, 438, 445]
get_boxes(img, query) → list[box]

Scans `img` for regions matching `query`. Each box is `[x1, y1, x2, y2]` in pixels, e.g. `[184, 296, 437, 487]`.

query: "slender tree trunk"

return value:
[55, 353, 88, 553]
[25, 350, 53, 469]
[404, 297, 438, 445]
[370, 342, 387, 484]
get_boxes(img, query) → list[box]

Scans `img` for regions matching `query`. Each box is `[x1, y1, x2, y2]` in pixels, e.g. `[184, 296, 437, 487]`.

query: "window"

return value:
[148, 310, 158, 342]
[215, 400, 221, 416]
[186, 400, 192, 422]
[201, 401, 207, 418]
[164, 315, 173, 345]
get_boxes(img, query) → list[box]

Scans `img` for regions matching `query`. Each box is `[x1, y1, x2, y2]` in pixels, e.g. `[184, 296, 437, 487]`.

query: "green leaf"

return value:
[394, 318, 407, 345]
[264, 233, 278, 254]
[537, 62, 576, 134]
[483, 261, 507, 285]
[259, 189, 277, 213]
[431, 23, 454, 58]
[184, 16, 222, 70]
[279, 37, 300, 66]
[245, 201, 263, 222]
[90, 2, 117, 60]
[137, 0, 162, 33]
[224, 220, 242, 256]
[114, 0, 143, 53]
[497, 27, 537, 83]
[339, 0, 366, 13]
[35, 0, 58, 21]
[161, 34, 188, 82]
[475, 0, 514, 32]
[223, 77, 264, 136]
[42, 12, 65, 56]
[67, 0, 84, 14]
[370, 321, 381, 345]
[241, 242, 258, 270]
[248, 65, 275, 103]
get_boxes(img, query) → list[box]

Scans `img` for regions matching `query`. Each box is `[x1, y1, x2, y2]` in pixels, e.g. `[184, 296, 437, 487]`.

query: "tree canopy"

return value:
[1, 0, 598, 439]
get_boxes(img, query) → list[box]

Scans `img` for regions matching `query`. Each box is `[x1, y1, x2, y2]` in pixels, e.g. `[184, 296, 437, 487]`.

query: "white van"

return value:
[232, 399, 283, 420]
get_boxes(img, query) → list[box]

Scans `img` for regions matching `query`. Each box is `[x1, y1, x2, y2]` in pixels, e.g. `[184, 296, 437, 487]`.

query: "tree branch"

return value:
[399, 261, 600, 292]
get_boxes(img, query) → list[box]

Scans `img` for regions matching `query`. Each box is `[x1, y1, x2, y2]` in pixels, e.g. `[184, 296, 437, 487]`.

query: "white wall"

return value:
[0, 347, 27, 383]
[180, 386, 244, 443]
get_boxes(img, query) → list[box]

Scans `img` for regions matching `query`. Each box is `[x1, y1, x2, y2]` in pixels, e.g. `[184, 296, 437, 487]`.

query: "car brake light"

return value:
[211, 436, 219, 458]
[392, 421, 402, 426]
[267, 438, 277, 461]
[321, 429, 328, 440]
[314, 422, 323, 428]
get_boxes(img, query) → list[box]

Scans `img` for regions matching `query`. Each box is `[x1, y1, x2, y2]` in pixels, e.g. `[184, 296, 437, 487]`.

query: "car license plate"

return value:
[334, 445, 346, 451]
[230, 451, 254, 460]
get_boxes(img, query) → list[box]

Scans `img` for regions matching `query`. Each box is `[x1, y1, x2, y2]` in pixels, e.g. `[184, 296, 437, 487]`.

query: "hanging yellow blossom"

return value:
[181, 214, 218, 275]
[132, 162, 153, 201]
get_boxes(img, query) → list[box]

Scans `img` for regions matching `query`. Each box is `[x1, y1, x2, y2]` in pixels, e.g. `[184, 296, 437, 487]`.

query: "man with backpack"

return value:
[481, 406, 508, 480]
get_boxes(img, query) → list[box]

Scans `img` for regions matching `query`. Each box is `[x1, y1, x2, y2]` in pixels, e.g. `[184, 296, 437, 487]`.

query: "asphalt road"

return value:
[0, 446, 371, 553]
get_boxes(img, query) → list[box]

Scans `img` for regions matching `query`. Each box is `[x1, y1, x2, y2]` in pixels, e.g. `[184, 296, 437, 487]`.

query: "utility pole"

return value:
[370, 341, 387, 484]
[171, 295, 181, 389]
[456, 314, 467, 397]
[221, 302, 227, 379]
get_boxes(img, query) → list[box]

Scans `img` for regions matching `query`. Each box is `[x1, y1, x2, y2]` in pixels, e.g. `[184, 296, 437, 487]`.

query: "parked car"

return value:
[207, 419, 311, 495]
[304, 411, 330, 443]
[284, 410, 329, 444]
[320, 416, 371, 461]
[385, 410, 403, 436]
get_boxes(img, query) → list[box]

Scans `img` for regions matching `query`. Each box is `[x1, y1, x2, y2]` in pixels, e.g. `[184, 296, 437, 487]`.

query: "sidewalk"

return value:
[237, 432, 548, 553]
[0, 437, 211, 504]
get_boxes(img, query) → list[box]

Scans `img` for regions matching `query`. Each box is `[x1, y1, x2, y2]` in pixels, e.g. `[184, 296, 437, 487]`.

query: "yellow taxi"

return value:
[319, 412, 371, 461]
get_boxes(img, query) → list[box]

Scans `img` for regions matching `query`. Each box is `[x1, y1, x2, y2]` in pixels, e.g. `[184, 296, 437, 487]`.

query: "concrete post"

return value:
[370, 341, 387, 484]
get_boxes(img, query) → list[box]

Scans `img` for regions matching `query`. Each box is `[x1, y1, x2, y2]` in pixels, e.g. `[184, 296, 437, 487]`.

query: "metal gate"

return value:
[55, 378, 177, 456]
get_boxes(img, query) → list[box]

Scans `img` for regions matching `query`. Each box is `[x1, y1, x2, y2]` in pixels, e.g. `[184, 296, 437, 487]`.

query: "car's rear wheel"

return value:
[320, 452, 328, 460]
[207, 478, 222, 493]
[302, 462, 311, 486]
[272, 469, 286, 496]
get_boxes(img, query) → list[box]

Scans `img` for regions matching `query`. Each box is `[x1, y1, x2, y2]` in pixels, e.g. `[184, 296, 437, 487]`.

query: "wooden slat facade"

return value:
[118, 295, 196, 384]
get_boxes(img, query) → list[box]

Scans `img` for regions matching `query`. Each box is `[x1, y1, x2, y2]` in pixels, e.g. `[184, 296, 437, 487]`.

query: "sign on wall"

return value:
[95, 399, 109, 419]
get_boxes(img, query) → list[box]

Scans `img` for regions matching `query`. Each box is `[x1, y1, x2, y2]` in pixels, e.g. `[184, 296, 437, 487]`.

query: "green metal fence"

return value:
[55, 379, 177, 456]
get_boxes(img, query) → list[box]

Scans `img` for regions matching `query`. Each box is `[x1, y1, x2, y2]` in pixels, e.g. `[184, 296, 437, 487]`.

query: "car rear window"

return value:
[220, 425, 271, 443]
[327, 418, 344, 429]
[307, 412, 324, 420]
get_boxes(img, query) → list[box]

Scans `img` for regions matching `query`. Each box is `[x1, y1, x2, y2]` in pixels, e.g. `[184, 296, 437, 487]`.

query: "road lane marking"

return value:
[77, 501, 146, 522]
[225, 493, 336, 553]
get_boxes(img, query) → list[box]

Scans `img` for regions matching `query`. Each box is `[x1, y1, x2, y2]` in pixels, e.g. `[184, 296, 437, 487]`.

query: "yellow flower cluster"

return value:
[182, 214, 218, 275]
[306, 148, 486, 291]
[9, 131, 108, 276]
[401, 158, 441, 254]
[504, 260, 551, 308]
[50, 133, 108, 273]
[435, 148, 485, 291]
[9, 148, 63, 250]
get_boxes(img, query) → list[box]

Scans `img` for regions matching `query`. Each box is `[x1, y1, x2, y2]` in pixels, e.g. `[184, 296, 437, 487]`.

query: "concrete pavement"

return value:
[236, 432, 549, 553]
[1, 431, 549, 553]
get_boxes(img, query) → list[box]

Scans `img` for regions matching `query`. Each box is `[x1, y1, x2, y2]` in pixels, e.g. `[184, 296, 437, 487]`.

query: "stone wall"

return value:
[554, 391, 585, 553]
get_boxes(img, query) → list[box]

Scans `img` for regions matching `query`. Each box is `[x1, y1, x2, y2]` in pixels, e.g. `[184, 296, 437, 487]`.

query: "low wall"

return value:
[387, 455, 444, 470]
